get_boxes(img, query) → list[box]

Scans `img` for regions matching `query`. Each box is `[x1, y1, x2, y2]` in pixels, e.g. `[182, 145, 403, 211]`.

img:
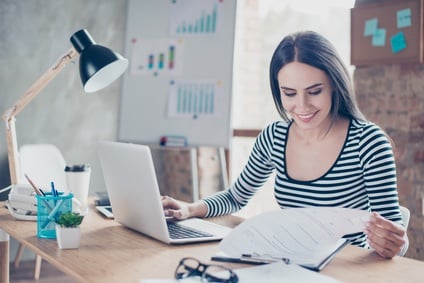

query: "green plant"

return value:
[55, 211, 84, 228]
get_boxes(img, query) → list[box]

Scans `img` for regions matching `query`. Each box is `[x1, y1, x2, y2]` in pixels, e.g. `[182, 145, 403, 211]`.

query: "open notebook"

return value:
[97, 141, 232, 244]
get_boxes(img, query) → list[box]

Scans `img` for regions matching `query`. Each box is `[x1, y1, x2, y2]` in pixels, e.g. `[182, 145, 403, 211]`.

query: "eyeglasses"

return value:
[175, 257, 239, 283]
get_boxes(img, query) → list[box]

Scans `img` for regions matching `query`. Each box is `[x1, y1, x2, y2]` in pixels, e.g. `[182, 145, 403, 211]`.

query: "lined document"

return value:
[219, 207, 370, 268]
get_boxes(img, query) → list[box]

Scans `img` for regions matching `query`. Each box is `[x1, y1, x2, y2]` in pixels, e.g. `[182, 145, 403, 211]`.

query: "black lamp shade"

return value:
[70, 29, 128, 93]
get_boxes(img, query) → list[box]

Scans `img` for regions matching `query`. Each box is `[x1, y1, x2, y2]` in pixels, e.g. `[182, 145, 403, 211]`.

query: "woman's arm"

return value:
[162, 122, 280, 219]
[360, 123, 408, 258]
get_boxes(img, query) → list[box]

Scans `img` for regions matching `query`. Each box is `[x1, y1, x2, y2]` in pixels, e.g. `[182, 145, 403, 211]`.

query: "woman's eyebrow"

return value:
[305, 83, 324, 90]
[280, 83, 324, 91]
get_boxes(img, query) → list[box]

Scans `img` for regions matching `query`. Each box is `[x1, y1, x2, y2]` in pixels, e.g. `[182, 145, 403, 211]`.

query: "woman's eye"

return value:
[308, 89, 322, 95]
[283, 91, 296, 97]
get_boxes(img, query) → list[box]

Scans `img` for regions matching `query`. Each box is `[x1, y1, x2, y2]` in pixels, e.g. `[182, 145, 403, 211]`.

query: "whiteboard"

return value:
[119, 0, 237, 148]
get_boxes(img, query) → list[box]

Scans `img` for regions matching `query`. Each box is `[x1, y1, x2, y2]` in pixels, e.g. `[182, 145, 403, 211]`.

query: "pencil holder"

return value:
[36, 193, 73, 239]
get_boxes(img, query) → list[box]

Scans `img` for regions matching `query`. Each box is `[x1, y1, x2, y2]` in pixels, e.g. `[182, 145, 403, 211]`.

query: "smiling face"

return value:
[277, 61, 333, 132]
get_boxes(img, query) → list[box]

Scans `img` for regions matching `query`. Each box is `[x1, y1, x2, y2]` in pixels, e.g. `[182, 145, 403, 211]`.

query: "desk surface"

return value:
[1, 201, 423, 283]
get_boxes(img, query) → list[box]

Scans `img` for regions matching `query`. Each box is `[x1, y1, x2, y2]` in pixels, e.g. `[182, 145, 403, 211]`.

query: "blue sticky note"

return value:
[397, 8, 412, 28]
[364, 18, 378, 36]
[391, 32, 407, 53]
[372, 28, 386, 46]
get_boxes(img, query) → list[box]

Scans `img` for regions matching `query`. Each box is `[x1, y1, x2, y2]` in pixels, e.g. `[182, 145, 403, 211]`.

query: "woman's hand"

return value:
[161, 196, 208, 220]
[161, 195, 190, 220]
[364, 212, 406, 258]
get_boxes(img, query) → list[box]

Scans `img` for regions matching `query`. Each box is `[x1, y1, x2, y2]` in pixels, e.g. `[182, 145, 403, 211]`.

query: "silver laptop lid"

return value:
[97, 141, 231, 244]
[97, 141, 170, 243]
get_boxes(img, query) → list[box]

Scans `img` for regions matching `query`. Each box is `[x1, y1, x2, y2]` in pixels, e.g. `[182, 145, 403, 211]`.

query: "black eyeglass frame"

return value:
[175, 257, 239, 283]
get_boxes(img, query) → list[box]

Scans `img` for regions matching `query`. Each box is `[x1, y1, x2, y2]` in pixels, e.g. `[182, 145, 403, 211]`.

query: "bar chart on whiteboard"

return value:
[130, 38, 183, 76]
[167, 80, 223, 119]
[120, 0, 236, 147]
[170, 0, 222, 35]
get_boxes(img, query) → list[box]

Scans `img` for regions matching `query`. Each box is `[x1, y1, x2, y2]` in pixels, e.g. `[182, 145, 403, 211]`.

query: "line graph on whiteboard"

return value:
[167, 80, 224, 119]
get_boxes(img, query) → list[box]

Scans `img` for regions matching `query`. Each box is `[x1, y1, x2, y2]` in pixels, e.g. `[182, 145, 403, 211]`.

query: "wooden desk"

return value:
[1, 202, 423, 283]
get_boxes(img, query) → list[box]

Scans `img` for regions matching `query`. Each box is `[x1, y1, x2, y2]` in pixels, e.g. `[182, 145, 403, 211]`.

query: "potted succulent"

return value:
[55, 211, 84, 249]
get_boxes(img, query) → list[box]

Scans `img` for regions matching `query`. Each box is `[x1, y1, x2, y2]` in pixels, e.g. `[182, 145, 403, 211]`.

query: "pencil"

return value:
[24, 173, 42, 196]
[25, 174, 53, 212]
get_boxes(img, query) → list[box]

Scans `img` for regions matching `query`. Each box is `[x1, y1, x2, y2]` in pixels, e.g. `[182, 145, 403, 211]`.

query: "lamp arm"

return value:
[1, 47, 78, 185]
[2, 47, 78, 120]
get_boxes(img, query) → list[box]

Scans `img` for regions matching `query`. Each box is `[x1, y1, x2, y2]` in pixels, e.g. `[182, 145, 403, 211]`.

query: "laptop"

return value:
[96, 141, 232, 244]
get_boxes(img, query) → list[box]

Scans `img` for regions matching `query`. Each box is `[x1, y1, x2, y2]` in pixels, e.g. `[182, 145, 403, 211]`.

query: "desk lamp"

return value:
[2, 29, 128, 185]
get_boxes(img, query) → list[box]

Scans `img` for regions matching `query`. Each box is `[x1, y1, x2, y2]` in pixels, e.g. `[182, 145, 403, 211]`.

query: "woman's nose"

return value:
[297, 94, 308, 107]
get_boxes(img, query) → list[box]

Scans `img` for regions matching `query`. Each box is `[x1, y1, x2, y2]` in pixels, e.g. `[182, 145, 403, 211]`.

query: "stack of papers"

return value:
[218, 207, 370, 271]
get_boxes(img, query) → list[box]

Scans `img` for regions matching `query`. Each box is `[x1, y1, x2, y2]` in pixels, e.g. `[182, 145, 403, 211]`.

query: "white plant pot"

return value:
[56, 225, 81, 249]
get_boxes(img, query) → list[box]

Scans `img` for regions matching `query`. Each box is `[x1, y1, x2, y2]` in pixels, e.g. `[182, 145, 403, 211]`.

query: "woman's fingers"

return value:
[161, 195, 180, 209]
[161, 195, 189, 220]
[365, 212, 406, 258]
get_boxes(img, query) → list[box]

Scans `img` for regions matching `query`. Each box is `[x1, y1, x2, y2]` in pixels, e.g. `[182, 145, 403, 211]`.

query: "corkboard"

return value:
[351, 0, 423, 66]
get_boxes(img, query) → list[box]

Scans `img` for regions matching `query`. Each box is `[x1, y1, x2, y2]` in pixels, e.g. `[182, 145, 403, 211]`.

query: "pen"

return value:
[211, 255, 267, 265]
[241, 254, 290, 264]
[51, 181, 57, 196]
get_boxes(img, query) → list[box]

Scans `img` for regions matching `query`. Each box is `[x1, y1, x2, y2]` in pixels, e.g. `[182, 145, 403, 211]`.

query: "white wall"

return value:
[0, 0, 127, 261]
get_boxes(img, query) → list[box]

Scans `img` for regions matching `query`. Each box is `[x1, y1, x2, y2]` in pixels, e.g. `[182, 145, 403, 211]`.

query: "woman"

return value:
[162, 31, 408, 259]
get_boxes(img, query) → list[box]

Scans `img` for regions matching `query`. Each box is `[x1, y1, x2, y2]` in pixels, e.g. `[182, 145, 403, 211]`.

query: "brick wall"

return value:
[152, 146, 225, 203]
[354, 64, 424, 260]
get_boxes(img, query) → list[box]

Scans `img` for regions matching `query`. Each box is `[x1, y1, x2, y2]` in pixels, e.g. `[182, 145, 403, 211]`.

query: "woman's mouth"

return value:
[296, 111, 317, 122]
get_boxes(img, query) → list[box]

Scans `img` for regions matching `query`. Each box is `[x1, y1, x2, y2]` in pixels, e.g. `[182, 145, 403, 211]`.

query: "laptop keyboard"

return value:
[167, 221, 214, 239]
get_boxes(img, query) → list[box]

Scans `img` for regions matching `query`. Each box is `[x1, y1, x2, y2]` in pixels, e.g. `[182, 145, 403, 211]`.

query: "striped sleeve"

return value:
[203, 123, 278, 217]
[358, 123, 403, 225]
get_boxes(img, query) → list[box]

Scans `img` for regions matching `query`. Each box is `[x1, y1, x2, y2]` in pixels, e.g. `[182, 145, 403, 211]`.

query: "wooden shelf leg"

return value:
[0, 229, 10, 283]
[34, 255, 42, 280]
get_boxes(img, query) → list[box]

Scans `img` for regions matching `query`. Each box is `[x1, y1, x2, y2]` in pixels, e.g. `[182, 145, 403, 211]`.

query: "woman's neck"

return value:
[291, 116, 344, 144]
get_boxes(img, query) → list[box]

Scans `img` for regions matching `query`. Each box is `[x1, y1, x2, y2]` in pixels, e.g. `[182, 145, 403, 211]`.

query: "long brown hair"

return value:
[269, 31, 365, 123]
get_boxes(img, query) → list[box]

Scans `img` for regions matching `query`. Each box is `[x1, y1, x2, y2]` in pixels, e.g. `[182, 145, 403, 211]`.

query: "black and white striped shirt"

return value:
[203, 119, 403, 247]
